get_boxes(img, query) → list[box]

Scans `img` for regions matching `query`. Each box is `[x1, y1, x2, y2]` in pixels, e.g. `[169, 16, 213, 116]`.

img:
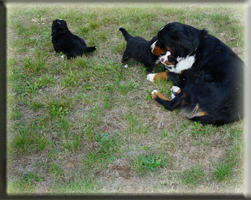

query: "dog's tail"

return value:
[119, 28, 133, 42]
[179, 103, 208, 119]
[85, 46, 97, 53]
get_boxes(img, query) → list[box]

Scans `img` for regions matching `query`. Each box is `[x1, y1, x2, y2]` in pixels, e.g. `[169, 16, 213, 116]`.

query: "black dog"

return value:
[119, 27, 160, 72]
[51, 19, 96, 59]
[148, 22, 244, 125]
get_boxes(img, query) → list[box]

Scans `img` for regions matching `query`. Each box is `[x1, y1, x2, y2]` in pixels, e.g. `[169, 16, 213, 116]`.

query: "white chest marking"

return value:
[168, 55, 195, 74]
[150, 40, 157, 52]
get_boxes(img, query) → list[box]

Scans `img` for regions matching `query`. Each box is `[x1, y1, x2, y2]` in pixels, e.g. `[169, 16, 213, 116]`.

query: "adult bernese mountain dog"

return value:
[51, 19, 96, 59]
[147, 22, 244, 125]
[119, 27, 160, 72]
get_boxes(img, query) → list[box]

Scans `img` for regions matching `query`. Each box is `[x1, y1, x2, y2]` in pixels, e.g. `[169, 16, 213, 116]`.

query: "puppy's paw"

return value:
[147, 73, 157, 82]
[171, 86, 181, 99]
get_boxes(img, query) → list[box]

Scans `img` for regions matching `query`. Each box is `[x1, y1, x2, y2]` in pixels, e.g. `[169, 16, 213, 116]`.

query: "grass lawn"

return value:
[6, 3, 245, 194]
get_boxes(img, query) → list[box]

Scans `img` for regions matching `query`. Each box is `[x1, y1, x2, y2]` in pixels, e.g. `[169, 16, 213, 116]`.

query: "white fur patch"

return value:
[174, 55, 195, 73]
[124, 64, 128, 68]
[150, 40, 157, 52]
[159, 26, 165, 32]
[147, 73, 157, 82]
[151, 90, 158, 98]
[176, 57, 183, 62]
[171, 86, 181, 99]
[163, 54, 195, 74]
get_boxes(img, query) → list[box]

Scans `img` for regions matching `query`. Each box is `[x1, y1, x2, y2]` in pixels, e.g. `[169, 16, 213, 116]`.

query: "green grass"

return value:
[181, 165, 204, 186]
[132, 152, 168, 174]
[7, 3, 245, 194]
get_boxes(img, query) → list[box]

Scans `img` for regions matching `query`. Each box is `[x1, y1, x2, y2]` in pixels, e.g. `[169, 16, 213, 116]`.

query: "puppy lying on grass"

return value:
[51, 19, 96, 59]
[119, 27, 160, 72]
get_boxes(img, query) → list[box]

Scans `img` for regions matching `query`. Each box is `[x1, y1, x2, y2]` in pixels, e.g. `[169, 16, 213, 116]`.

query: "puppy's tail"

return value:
[85, 46, 97, 53]
[119, 28, 133, 42]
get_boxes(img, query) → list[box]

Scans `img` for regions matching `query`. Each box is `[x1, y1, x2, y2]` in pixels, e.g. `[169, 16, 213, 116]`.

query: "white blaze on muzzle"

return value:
[160, 51, 171, 63]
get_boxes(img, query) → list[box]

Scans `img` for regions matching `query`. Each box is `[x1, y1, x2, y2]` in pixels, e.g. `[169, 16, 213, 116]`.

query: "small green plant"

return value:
[54, 178, 101, 194]
[23, 81, 41, 96]
[17, 167, 43, 187]
[188, 122, 215, 138]
[10, 128, 33, 153]
[132, 152, 167, 173]
[48, 163, 64, 177]
[33, 134, 48, 151]
[23, 171, 43, 183]
[95, 132, 120, 158]
[146, 89, 152, 100]
[22, 53, 47, 76]
[50, 105, 69, 117]
[212, 157, 235, 181]
[118, 81, 137, 95]
[181, 165, 204, 186]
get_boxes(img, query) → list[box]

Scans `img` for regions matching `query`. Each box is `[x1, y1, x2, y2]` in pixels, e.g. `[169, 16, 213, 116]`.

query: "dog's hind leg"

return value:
[151, 90, 181, 111]
[122, 49, 131, 68]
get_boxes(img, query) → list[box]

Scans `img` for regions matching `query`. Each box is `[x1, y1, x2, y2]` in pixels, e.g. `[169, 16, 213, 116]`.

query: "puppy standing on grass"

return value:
[51, 19, 96, 59]
[119, 27, 160, 72]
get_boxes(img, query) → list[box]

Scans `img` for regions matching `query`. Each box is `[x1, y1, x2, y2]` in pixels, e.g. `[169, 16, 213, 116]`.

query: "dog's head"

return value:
[51, 19, 69, 37]
[159, 51, 178, 71]
[151, 22, 202, 58]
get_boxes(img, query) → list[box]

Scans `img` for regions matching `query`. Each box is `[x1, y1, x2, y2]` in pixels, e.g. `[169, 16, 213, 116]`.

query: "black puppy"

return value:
[119, 28, 160, 72]
[51, 19, 96, 59]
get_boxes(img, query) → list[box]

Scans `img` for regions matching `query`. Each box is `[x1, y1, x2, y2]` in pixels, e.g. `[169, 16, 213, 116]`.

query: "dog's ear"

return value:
[172, 31, 193, 53]
[149, 36, 157, 46]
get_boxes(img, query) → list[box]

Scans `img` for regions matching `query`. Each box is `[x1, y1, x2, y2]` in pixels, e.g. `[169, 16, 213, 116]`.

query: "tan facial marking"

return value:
[152, 46, 167, 56]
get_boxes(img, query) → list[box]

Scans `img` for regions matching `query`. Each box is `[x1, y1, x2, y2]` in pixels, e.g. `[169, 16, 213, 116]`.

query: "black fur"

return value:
[119, 27, 159, 72]
[51, 19, 96, 59]
[152, 22, 244, 125]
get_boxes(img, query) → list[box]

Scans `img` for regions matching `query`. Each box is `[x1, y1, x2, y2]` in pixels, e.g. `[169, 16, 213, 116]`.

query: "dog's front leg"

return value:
[147, 71, 169, 82]
[147, 71, 182, 85]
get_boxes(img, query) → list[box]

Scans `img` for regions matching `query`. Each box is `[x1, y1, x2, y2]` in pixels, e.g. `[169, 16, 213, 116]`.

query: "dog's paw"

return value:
[151, 90, 158, 99]
[171, 86, 181, 99]
[124, 64, 128, 68]
[147, 73, 157, 82]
